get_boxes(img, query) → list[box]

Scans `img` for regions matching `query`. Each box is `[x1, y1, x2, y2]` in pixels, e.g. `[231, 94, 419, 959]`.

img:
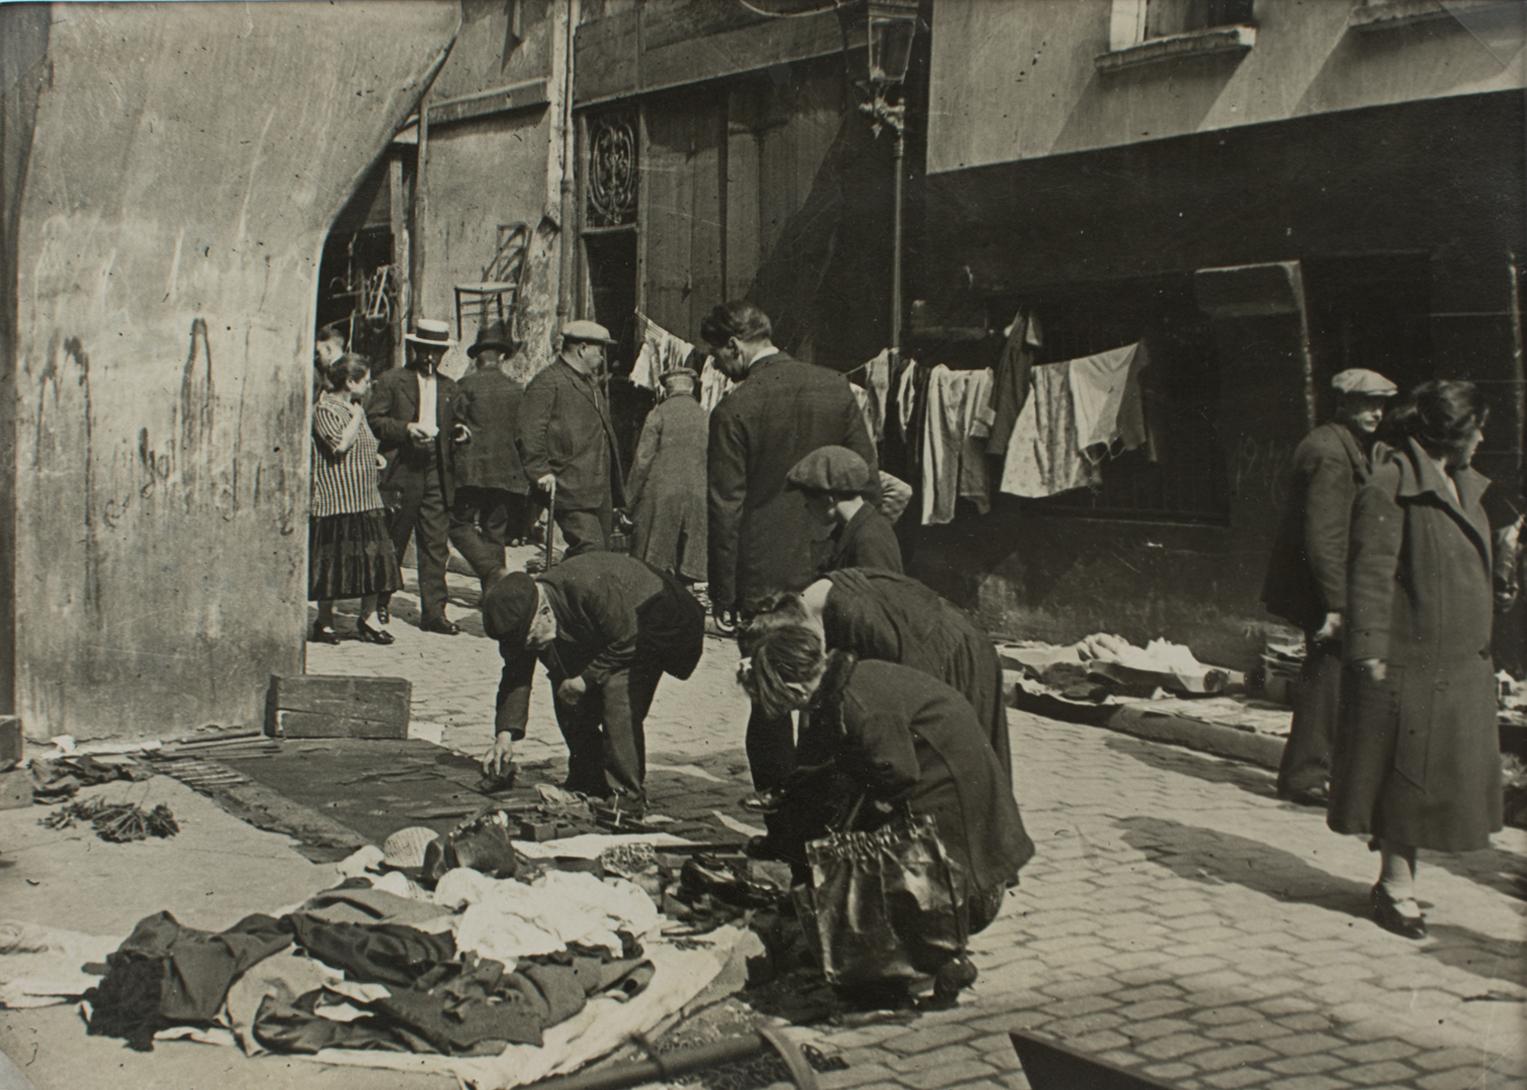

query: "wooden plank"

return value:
[274, 709, 409, 740]
[269, 675, 411, 730]
[639, 0, 766, 51]
[574, 9, 640, 104]
[426, 79, 551, 127]
[640, 11, 855, 99]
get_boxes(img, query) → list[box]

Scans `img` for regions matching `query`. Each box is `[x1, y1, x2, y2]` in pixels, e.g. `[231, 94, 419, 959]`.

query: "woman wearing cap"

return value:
[308, 353, 401, 644]
[736, 622, 1033, 997]
[1330, 380, 1500, 939]
[625, 364, 708, 582]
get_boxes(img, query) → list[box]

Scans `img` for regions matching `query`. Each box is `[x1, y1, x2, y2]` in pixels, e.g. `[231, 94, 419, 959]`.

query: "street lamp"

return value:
[848, 0, 919, 366]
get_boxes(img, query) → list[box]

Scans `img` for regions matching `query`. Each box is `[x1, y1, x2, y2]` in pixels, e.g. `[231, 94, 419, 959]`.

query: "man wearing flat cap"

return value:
[368, 317, 471, 635]
[517, 320, 625, 557]
[478, 554, 705, 805]
[626, 364, 708, 582]
[1263, 366, 1398, 805]
[788, 445, 903, 575]
[449, 320, 531, 595]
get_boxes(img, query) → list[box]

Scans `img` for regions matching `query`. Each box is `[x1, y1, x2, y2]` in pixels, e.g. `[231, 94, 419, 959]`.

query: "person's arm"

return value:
[843, 707, 920, 803]
[625, 407, 663, 510]
[850, 513, 903, 574]
[516, 374, 558, 486]
[493, 642, 538, 740]
[1302, 447, 1355, 630]
[314, 401, 362, 456]
[707, 405, 746, 614]
[1346, 472, 1403, 675]
[366, 375, 411, 448]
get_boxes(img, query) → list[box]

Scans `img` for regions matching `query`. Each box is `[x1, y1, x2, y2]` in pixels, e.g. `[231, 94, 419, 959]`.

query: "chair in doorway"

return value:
[454, 222, 530, 343]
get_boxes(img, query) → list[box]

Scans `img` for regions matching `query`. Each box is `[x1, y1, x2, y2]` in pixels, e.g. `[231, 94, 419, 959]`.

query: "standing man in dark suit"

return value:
[517, 320, 624, 557]
[368, 317, 471, 635]
[450, 320, 530, 595]
[1262, 367, 1397, 804]
[701, 300, 877, 788]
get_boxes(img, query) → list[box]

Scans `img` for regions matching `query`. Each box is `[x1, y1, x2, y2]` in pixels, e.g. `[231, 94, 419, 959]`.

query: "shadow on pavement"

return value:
[1104, 733, 1278, 802]
[1119, 814, 1527, 988]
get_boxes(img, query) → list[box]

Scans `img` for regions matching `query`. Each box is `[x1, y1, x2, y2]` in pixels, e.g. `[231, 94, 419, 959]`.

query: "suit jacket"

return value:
[516, 358, 624, 513]
[707, 352, 877, 611]
[1262, 421, 1376, 632]
[487, 553, 704, 738]
[366, 366, 466, 508]
[456, 366, 529, 494]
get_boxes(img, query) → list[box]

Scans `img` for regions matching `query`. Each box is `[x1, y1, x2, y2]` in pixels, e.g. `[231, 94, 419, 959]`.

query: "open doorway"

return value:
[316, 161, 404, 372]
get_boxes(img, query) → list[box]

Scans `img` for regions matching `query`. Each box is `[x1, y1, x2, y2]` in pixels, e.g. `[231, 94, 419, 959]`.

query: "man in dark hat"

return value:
[701, 299, 877, 789]
[368, 318, 471, 635]
[478, 553, 705, 806]
[787, 445, 903, 575]
[450, 320, 530, 594]
[517, 320, 625, 557]
[1263, 366, 1398, 804]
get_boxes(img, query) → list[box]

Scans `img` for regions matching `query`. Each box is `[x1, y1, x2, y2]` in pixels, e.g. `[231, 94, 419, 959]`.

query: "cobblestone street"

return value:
[307, 566, 1527, 1090]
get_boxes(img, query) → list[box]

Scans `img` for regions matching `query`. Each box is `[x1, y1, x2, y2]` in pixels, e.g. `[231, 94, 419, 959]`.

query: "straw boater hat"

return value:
[404, 317, 455, 349]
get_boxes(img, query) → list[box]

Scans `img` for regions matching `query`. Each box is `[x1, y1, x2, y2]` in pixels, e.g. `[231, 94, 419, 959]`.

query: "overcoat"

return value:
[822, 503, 903, 575]
[829, 659, 1033, 900]
[1262, 421, 1375, 632]
[821, 569, 1010, 780]
[455, 367, 529, 494]
[626, 394, 708, 582]
[516, 359, 624, 512]
[1328, 439, 1502, 851]
[707, 352, 876, 612]
[367, 366, 466, 508]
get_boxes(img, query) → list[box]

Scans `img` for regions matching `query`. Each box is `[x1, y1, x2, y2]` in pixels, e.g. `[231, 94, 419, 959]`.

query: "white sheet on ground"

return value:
[0, 919, 119, 1008]
[511, 832, 692, 860]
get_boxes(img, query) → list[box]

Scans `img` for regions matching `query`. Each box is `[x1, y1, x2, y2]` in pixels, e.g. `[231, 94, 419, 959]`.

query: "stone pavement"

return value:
[309, 566, 1527, 1090]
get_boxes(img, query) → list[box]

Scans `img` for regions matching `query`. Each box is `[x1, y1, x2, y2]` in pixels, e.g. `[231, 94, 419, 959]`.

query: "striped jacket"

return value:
[312, 393, 384, 517]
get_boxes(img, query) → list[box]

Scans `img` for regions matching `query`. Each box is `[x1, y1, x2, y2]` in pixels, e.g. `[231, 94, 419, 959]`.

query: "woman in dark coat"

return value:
[1329, 380, 1500, 939]
[738, 623, 1033, 996]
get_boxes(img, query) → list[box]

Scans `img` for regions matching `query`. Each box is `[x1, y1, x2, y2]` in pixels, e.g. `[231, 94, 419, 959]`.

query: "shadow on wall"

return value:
[747, 111, 895, 371]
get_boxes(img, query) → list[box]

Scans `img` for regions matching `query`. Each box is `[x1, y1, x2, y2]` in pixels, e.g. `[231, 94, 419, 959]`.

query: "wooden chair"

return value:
[454, 222, 530, 341]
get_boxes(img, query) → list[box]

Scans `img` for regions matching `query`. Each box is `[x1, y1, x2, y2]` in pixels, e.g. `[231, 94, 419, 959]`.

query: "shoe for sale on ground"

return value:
[1371, 883, 1427, 940]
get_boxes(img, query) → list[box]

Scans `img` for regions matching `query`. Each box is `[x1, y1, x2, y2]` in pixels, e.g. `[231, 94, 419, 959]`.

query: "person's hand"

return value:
[481, 733, 515, 779]
[1354, 658, 1387, 683]
[1314, 612, 1343, 644]
[406, 422, 434, 446]
[452, 423, 471, 445]
[375, 453, 387, 470]
[556, 676, 588, 704]
[349, 400, 366, 420]
[537, 472, 557, 493]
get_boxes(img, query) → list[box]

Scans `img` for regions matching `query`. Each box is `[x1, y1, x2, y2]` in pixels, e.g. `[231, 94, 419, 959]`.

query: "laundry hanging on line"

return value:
[629, 312, 706, 392]
[919, 365, 995, 526]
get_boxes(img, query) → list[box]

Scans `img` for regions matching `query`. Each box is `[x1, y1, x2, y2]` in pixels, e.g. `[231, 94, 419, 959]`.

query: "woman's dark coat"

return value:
[626, 394, 708, 582]
[1329, 439, 1502, 851]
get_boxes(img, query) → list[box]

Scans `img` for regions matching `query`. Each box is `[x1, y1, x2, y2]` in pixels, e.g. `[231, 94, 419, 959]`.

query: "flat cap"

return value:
[1332, 368, 1397, 397]
[787, 445, 872, 494]
[561, 319, 615, 345]
[481, 571, 537, 648]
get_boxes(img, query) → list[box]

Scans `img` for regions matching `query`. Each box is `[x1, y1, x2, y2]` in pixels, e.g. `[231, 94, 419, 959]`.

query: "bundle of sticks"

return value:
[40, 797, 180, 842]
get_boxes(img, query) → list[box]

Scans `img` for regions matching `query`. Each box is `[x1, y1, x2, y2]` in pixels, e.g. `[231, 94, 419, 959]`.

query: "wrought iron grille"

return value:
[586, 111, 638, 228]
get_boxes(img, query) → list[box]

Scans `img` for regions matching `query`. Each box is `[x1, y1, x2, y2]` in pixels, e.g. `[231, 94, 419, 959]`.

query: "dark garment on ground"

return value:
[455, 366, 529, 493]
[627, 394, 708, 581]
[450, 485, 530, 586]
[822, 503, 903, 575]
[517, 358, 624, 515]
[1277, 637, 1342, 798]
[708, 352, 877, 613]
[1329, 440, 1501, 852]
[286, 914, 457, 988]
[484, 552, 704, 798]
[85, 911, 293, 1050]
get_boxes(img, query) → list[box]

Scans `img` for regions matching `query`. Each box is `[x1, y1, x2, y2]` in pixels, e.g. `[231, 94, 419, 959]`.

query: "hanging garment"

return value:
[629, 312, 697, 391]
[896, 357, 919, 440]
[999, 363, 1099, 498]
[921, 366, 972, 526]
[987, 310, 1040, 456]
[852, 349, 892, 442]
[851, 385, 877, 451]
[1070, 342, 1149, 460]
[956, 369, 995, 515]
[698, 358, 734, 414]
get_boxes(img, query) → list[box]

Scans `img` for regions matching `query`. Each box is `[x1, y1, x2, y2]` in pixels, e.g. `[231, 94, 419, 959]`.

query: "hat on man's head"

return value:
[404, 317, 455, 349]
[1332, 369, 1398, 398]
[481, 571, 538, 647]
[562, 319, 615, 345]
[468, 320, 516, 359]
[658, 363, 698, 384]
[787, 446, 872, 495]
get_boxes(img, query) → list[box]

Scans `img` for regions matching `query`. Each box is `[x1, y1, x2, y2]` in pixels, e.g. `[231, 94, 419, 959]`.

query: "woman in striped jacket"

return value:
[309, 354, 401, 644]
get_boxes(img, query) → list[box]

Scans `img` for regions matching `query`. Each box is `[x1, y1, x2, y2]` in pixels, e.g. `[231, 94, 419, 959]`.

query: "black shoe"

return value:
[422, 618, 460, 636]
[356, 620, 395, 645]
[1371, 883, 1427, 940]
[377, 603, 391, 625]
[309, 623, 341, 645]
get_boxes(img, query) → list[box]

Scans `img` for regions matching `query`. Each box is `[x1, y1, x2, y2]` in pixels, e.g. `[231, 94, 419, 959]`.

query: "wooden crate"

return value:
[267, 675, 411, 739]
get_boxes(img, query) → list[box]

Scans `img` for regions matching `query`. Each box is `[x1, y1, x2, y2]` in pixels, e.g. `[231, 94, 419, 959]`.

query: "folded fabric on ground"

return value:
[0, 919, 120, 1009]
[439, 867, 661, 961]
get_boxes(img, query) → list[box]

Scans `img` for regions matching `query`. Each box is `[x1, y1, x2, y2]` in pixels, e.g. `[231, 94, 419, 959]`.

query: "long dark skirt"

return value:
[309, 509, 402, 602]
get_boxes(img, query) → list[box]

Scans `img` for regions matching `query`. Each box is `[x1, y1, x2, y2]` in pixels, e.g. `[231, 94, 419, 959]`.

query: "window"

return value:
[1101, 0, 1256, 72]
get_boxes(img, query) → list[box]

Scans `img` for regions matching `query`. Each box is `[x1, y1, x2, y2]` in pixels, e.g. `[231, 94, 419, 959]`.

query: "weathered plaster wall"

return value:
[928, 0, 1525, 174]
[8, 2, 458, 740]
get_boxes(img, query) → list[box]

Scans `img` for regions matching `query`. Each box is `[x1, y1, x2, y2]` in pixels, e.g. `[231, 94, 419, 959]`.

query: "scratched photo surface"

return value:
[2, 2, 1525, 1089]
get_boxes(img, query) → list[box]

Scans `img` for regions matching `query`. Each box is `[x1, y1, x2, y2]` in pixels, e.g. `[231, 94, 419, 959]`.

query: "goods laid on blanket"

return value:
[1003, 633, 1236, 701]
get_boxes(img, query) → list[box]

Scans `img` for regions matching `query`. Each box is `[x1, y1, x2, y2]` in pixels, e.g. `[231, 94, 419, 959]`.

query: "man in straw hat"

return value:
[516, 320, 625, 557]
[1263, 366, 1398, 805]
[625, 362, 708, 582]
[450, 320, 530, 594]
[368, 317, 471, 635]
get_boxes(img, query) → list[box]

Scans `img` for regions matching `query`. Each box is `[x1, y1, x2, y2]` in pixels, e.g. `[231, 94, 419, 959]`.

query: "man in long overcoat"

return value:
[1261, 368, 1396, 803]
[700, 300, 877, 789]
[368, 318, 470, 635]
[626, 365, 707, 581]
[517, 321, 625, 557]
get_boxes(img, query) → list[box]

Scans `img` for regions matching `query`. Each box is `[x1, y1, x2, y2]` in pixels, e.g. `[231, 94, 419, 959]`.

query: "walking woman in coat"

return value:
[309, 354, 401, 644]
[625, 364, 708, 582]
[1329, 380, 1500, 939]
